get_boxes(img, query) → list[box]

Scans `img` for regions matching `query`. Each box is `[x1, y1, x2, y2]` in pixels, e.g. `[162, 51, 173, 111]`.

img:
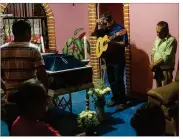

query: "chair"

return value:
[147, 70, 179, 136]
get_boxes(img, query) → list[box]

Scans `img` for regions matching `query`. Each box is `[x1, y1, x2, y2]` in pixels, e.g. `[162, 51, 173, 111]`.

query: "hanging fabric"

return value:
[7, 18, 11, 42]
[3, 19, 7, 43]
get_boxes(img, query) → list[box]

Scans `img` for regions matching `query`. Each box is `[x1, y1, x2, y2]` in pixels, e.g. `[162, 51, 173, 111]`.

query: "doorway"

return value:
[88, 3, 131, 95]
[98, 3, 126, 88]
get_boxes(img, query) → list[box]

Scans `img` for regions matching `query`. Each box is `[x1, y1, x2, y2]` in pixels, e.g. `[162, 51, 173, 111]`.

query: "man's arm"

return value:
[1, 78, 6, 92]
[36, 65, 48, 91]
[151, 45, 157, 64]
[1, 71, 6, 91]
[111, 30, 128, 46]
[90, 19, 104, 37]
[116, 33, 128, 46]
[33, 50, 48, 91]
[151, 37, 160, 64]
[161, 38, 177, 63]
[149, 39, 158, 70]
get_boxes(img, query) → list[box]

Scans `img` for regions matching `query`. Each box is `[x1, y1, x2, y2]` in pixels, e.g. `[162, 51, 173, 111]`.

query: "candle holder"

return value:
[81, 59, 90, 66]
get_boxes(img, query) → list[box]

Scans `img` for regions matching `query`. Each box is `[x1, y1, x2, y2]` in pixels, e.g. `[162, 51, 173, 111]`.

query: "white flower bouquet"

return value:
[87, 79, 111, 107]
[88, 79, 111, 97]
[88, 87, 111, 97]
[77, 110, 99, 129]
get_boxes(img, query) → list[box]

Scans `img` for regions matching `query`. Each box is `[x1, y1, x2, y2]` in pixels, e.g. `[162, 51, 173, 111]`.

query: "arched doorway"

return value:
[0, 3, 56, 51]
[88, 3, 131, 95]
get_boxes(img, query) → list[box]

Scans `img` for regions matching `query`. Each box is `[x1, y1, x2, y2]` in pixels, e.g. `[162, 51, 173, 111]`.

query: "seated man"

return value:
[11, 79, 60, 136]
[130, 103, 165, 136]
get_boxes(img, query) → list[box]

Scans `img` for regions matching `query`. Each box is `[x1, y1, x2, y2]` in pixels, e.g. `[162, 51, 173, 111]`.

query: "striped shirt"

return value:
[1, 42, 45, 91]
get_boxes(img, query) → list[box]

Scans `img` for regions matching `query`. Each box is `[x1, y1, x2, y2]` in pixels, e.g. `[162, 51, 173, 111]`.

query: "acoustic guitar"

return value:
[96, 29, 126, 58]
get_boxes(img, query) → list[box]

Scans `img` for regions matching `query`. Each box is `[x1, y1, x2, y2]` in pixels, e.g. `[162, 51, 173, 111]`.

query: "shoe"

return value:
[107, 100, 117, 107]
[115, 104, 126, 112]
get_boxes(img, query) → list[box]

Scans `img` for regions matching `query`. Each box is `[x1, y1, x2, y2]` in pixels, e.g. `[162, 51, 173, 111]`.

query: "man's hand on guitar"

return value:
[107, 39, 111, 43]
[116, 29, 127, 36]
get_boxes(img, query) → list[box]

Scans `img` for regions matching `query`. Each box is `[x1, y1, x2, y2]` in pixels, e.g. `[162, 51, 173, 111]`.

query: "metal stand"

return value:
[85, 89, 90, 111]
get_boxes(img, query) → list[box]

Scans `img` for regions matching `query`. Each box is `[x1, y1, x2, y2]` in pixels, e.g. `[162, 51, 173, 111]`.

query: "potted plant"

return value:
[88, 79, 111, 123]
[62, 28, 90, 61]
[77, 110, 99, 136]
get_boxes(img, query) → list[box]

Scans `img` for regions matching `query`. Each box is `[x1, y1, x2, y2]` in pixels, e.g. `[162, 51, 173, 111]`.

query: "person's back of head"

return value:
[12, 19, 32, 42]
[130, 103, 165, 136]
[15, 79, 48, 120]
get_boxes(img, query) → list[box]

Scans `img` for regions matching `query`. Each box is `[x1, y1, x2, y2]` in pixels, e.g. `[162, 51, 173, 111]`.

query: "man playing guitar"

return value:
[91, 12, 129, 112]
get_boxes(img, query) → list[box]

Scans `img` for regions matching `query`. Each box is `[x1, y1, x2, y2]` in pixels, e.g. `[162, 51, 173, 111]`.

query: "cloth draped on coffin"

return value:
[42, 53, 93, 112]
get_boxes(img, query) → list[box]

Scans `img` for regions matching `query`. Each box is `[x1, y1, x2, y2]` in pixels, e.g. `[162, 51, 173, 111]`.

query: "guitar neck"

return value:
[109, 34, 116, 41]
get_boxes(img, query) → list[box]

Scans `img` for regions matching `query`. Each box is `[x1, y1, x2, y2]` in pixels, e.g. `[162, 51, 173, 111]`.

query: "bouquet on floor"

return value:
[77, 110, 99, 129]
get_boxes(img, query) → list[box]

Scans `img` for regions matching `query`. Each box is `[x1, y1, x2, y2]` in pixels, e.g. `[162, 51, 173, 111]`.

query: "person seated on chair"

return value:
[11, 79, 60, 136]
[90, 12, 128, 112]
[130, 103, 165, 136]
[0, 19, 48, 103]
[150, 21, 177, 87]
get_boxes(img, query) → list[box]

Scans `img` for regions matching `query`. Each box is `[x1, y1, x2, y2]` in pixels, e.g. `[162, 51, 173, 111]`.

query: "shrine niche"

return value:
[0, 3, 56, 51]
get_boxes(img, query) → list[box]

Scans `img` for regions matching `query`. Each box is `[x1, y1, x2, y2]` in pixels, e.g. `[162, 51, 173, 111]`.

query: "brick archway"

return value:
[88, 4, 131, 95]
[0, 3, 56, 51]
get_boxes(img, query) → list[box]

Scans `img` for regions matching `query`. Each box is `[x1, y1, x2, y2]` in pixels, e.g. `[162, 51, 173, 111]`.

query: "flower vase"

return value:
[96, 97, 105, 123]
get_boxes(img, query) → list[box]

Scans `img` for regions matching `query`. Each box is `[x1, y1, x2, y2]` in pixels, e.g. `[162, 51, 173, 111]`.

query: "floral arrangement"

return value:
[88, 79, 111, 107]
[4, 35, 14, 43]
[31, 34, 41, 44]
[88, 79, 111, 97]
[77, 110, 99, 129]
[88, 87, 111, 97]
[3, 33, 41, 44]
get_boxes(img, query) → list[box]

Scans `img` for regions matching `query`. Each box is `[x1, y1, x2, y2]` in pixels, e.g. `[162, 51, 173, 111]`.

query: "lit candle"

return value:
[41, 36, 45, 53]
[84, 36, 87, 60]
[97, 3, 100, 19]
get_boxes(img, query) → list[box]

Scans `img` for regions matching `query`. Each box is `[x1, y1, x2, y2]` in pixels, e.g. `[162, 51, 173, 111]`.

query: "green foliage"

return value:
[75, 38, 83, 52]
[73, 49, 79, 60]
[62, 44, 68, 54]
[66, 37, 74, 47]
[74, 28, 84, 36]
[62, 28, 91, 61]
